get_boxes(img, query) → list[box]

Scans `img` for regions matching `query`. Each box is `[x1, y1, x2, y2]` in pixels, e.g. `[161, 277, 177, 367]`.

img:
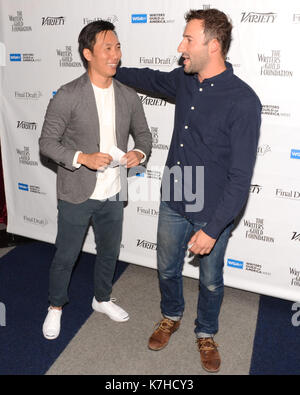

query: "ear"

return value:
[209, 39, 221, 55]
[83, 48, 92, 62]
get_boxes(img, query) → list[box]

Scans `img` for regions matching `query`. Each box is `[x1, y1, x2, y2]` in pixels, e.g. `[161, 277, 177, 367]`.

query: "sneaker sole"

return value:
[92, 304, 129, 322]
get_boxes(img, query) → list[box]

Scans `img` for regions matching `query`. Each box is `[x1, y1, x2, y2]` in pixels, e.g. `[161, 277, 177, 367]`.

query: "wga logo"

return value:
[0, 302, 6, 327]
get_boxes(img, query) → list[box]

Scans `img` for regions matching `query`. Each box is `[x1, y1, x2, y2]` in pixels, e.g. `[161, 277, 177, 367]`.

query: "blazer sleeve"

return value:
[39, 86, 78, 171]
[129, 91, 152, 161]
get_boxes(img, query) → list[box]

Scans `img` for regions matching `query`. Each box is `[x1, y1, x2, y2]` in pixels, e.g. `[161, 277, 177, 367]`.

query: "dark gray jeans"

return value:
[49, 198, 123, 307]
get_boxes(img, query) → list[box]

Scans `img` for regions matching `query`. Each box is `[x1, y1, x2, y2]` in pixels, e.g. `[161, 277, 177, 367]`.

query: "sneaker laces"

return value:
[196, 338, 219, 352]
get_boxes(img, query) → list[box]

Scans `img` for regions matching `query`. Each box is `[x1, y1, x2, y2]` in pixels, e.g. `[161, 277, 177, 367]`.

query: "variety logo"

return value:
[250, 184, 263, 194]
[291, 232, 300, 242]
[131, 14, 147, 23]
[241, 12, 277, 23]
[139, 94, 167, 107]
[42, 16, 65, 26]
[291, 149, 300, 159]
[17, 121, 37, 130]
[227, 259, 244, 269]
[136, 239, 157, 250]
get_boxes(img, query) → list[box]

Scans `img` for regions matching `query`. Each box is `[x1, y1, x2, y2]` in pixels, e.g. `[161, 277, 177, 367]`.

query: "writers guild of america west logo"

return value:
[56, 46, 82, 67]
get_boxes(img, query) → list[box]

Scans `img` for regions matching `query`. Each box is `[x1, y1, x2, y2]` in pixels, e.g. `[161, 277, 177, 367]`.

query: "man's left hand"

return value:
[121, 150, 144, 168]
[188, 230, 216, 255]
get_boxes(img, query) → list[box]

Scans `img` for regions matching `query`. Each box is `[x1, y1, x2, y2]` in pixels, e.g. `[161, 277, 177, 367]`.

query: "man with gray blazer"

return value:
[39, 20, 151, 340]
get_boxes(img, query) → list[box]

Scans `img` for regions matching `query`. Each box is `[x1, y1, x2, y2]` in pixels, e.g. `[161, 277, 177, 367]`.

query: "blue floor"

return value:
[0, 242, 128, 375]
[250, 295, 300, 375]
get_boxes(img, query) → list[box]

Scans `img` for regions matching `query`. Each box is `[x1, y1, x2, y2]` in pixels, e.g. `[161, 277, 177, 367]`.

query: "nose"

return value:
[177, 40, 184, 53]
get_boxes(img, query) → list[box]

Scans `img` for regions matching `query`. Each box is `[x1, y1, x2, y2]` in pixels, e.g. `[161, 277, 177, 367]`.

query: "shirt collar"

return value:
[192, 61, 233, 84]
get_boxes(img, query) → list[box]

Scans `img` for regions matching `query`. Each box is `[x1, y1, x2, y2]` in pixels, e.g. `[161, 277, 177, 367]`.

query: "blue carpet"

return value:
[250, 295, 300, 375]
[0, 242, 128, 375]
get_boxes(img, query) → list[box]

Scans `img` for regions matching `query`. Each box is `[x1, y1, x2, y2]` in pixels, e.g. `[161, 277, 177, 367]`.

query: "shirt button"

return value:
[180, 144, 184, 147]
[184, 125, 188, 130]
[211, 83, 214, 87]
[177, 161, 181, 165]
[191, 106, 195, 110]
[199, 88, 203, 92]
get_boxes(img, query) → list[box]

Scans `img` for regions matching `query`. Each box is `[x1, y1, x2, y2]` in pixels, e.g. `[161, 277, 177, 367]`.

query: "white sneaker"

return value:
[92, 297, 129, 322]
[42, 307, 62, 340]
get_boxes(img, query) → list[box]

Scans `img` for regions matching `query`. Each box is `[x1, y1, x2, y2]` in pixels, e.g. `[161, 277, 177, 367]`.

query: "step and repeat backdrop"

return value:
[0, 0, 299, 302]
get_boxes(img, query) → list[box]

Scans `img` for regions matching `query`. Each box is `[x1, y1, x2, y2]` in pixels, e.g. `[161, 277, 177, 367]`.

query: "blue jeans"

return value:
[157, 201, 233, 337]
[49, 198, 123, 307]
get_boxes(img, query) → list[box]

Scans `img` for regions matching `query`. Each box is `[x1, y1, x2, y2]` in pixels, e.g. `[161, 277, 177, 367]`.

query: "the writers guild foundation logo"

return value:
[290, 268, 300, 287]
[56, 46, 82, 67]
[258, 50, 293, 77]
[9, 11, 32, 32]
[244, 218, 274, 243]
[150, 127, 169, 150]
[16, 147, 38, 166]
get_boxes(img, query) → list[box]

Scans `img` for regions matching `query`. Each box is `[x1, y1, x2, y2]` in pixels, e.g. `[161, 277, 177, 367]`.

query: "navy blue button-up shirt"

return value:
[115, 63, 261, 239]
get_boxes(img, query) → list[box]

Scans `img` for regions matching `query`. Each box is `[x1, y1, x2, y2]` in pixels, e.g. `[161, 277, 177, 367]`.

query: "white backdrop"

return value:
[0, 0, 300, 302]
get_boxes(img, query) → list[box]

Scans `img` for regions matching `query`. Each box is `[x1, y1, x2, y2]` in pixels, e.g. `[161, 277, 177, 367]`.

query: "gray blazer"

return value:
[39, 72, 151, 203]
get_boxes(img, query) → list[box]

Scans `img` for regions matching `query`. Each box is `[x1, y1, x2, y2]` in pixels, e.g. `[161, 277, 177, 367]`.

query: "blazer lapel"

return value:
[113, 79, 125, 148]
[81, 73, 100, 145]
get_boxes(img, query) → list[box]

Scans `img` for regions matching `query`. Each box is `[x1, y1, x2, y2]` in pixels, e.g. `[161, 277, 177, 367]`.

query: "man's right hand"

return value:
[77, 152, 113, 170]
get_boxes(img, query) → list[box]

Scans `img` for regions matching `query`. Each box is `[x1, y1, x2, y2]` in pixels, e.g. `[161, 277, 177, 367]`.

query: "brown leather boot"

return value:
[196, 337, 221, 373]
[148, 318, 181, 351]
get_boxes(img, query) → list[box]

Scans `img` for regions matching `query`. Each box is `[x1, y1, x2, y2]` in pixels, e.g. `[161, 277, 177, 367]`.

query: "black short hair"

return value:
[78, 20, 116, 69]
